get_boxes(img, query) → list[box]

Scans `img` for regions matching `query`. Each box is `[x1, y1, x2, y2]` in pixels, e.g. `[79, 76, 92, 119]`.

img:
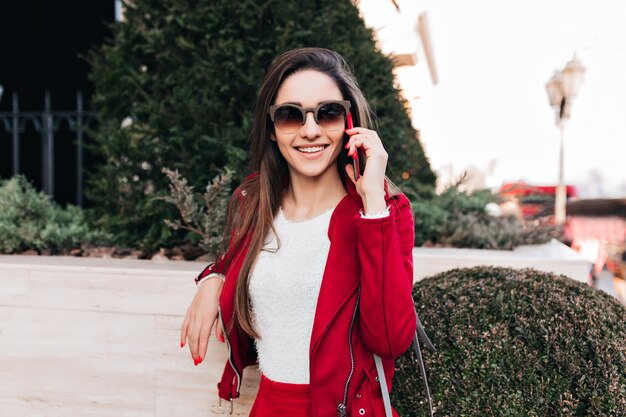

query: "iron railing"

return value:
[0, 91, 97, 207]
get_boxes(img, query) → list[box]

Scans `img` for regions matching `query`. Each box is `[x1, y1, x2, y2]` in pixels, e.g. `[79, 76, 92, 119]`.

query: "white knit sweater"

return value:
[249, 206, 334, 383]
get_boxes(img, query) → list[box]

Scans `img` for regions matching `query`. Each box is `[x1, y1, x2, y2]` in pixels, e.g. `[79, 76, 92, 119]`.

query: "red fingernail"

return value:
[197, 356, 203, 363]
[344, 143, 350, 149]
[352, 152, 358, 160]
[218, 334, 224, 343]
[180, 342, 184, 348]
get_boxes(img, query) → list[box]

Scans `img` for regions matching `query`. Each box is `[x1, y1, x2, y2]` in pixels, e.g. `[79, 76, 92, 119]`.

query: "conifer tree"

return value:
[86, 0, 436, 250]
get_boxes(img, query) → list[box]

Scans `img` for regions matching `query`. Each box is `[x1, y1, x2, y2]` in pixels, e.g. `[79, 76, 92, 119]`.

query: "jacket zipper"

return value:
[337, 288, 360, 417]
[217, 302, 242, 398]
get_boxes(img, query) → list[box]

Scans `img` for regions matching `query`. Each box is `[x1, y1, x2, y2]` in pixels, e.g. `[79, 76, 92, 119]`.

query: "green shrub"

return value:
[84, 0, 436, 251]
[392, 266, 626, 416]
[411, 185, 561, 249]
[0, 175, 114, 253]
[158, 167, 233, 254]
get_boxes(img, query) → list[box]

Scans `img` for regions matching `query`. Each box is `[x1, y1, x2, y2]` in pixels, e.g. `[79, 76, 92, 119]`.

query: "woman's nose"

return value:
[300, 112, 322, 139]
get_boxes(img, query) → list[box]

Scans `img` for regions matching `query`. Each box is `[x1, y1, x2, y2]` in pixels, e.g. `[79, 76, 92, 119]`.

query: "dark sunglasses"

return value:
[268, 100, 351, 133]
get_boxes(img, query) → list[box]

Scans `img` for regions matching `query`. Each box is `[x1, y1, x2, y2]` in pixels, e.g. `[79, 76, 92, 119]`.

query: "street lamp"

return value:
[545, 56, 586, 224]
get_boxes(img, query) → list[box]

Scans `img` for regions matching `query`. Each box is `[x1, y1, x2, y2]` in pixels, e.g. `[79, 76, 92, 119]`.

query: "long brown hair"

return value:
[217, 47, 399, 338]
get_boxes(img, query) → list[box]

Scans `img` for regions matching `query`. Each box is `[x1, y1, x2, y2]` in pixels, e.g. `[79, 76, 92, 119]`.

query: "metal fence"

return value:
[0, 91, 96, 208]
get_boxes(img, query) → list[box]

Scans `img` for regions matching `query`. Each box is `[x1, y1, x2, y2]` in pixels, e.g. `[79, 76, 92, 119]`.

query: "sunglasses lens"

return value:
[273, 106, 303, 133]
[317, 102, 346, 131]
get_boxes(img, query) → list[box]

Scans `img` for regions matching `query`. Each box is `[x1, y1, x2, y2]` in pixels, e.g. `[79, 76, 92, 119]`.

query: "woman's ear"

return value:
[270, 132, 277, 142]
[344, 164, 356, 185]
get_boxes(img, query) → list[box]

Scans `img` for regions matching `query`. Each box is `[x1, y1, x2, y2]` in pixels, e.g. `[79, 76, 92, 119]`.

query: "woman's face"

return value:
[271, 70, 346, 182]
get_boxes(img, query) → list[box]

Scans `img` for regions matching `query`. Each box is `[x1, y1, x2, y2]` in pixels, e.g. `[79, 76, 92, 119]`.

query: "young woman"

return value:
[180, 47, 417, 417]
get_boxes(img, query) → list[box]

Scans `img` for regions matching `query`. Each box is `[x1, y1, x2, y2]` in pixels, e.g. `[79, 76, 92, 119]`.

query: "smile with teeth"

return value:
[296, 145, 328, 153]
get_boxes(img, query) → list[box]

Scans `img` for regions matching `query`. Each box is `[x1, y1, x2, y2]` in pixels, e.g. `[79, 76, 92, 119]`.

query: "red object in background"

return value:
[500, 182, 578, 199]
[499, 182, 578, 220]
[520, 204, 543, 218]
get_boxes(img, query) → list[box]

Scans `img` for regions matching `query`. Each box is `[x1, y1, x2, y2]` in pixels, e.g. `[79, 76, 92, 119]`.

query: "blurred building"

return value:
[499, 182, 578, 218]
[500, 182, 626, 276]
[356, 0, 438, 127]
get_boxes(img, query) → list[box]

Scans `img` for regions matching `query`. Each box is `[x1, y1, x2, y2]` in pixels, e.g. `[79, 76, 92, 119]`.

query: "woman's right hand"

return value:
[180, 278, 224, 365]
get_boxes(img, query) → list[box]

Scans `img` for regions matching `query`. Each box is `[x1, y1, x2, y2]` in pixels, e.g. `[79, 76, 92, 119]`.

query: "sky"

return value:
[361, 0, 626, 196]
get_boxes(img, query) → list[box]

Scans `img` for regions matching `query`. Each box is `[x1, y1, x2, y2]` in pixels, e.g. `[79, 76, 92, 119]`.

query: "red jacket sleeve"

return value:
[194, 258, 227, 285]
[355, 193, 416, 359]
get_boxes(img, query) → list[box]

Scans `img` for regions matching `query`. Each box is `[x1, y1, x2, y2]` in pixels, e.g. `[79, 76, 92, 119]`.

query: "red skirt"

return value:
[248, 374, 312, 417]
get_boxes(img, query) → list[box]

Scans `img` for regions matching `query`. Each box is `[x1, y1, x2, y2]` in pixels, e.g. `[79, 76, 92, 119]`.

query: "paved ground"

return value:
[0, 254, 623, 417]
[0, 255, 259, 417]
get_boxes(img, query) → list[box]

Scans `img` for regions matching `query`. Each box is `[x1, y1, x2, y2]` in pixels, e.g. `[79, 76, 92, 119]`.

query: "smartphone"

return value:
[346, 112, 361, 181]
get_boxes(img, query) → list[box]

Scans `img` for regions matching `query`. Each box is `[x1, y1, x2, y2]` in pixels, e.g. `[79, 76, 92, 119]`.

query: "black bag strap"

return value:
[375, 310, 436, 417]
[414, 310, 436, 416]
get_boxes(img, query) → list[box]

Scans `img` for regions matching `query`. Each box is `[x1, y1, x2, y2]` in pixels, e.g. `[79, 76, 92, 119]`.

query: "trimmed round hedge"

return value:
[392, 266, 626, 416]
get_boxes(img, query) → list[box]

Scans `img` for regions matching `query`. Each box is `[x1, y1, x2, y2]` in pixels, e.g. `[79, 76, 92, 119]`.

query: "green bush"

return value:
[84, 0, 436, 251]
[392, 266, 626, 416]
[0, 175, 114, 253]
[158, 167, 233, 254]
[411, 185, 561, 249]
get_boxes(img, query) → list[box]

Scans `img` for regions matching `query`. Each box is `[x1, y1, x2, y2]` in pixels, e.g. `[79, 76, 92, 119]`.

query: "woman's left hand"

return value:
[344, 127, 388, 201]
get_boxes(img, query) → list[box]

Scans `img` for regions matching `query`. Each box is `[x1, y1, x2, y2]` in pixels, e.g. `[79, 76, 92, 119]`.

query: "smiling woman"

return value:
[181, 47, 416, 417]
[270, 71, 348, 186]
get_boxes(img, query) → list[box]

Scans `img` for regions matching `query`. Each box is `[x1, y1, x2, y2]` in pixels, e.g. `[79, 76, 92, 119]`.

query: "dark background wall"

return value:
[0, 1, 114, 206]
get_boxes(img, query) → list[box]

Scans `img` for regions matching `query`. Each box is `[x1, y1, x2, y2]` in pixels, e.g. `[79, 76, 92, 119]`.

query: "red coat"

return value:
[196, 175, 416, 417]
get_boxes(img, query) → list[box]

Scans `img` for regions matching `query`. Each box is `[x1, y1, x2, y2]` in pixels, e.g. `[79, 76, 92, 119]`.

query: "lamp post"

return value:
[545, 56, 586, 224]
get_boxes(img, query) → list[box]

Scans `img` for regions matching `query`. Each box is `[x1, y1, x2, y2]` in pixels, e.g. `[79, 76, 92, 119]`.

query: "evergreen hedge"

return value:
[392, 266, 626, 416]
[85, 0, 435, 251]
[0, 175, 114, 253]
[410, 185, 561, 250]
